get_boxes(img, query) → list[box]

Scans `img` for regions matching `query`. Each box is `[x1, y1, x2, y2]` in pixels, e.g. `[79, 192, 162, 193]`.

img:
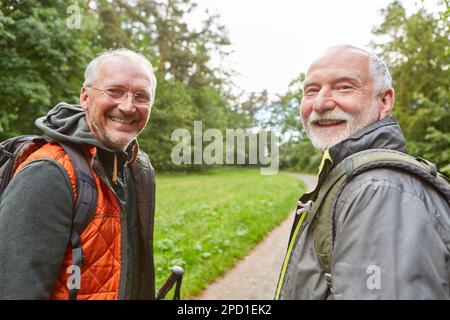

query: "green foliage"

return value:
[154, 168, 304, 297]
[406, 88, 450, 176]
[279, 139, 322, 174]
[371, 1, 450, 175]
[138, 75, 239, 172]
[274, 74, 305, 141]
[0, 1, 101, 138]
[139, 75, 196, 171]
[191, 86, 228, 130]
[98, 0, 231, 89]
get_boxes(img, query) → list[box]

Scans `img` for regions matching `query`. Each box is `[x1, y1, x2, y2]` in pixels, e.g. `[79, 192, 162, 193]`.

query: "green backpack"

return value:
[276, 148, 450, 299]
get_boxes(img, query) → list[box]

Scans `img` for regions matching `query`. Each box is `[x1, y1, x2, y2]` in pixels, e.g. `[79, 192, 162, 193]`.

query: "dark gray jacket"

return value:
[280, 116, 450, 299]
[0, 103, 156, 299]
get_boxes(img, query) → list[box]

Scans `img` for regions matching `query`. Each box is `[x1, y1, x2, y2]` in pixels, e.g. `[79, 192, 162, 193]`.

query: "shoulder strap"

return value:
[0, 135, 47, 195]
[59, 142, 98, 300]
[312, 149, 450, 276]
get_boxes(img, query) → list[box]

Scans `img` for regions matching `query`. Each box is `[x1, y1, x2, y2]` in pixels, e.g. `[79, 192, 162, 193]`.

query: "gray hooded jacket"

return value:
[0, 103, 156, 299]
[279, 116, 450, 300]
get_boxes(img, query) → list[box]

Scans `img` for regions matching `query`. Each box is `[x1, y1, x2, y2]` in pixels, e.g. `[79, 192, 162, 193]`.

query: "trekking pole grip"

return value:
[156, 266, 184, 300]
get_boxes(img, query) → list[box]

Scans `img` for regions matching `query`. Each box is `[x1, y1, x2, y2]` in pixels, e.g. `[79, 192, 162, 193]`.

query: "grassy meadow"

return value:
[153, 168, 304, 298]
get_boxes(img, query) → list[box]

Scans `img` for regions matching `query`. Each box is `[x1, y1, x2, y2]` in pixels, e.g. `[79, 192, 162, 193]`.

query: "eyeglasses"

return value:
[88, 86, 151, 108]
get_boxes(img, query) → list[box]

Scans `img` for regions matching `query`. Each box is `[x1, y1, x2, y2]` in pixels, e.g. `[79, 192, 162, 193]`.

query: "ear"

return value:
[379, 87, 395, 119]
[80, 87, 90, 111]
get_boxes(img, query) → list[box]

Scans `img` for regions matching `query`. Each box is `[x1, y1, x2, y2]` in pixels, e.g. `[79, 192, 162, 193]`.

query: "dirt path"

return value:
[195, 173, 317, 300]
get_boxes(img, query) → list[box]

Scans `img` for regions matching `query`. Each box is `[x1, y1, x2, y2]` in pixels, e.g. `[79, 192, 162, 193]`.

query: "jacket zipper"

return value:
[275, 209, 309, 300]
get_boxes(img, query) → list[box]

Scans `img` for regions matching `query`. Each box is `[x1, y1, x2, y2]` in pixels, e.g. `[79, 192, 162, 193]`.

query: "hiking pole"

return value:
[156, 266, 184, 300]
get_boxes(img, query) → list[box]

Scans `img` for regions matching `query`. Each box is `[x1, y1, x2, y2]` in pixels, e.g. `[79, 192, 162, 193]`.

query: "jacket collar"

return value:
[87, 140, 138, 164]
[327, 115, 407, 166]
[87, 140, 139, 185]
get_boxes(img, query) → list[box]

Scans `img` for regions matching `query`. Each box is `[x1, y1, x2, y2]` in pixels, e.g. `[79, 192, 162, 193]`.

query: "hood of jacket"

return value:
[36, 102, 103, 148]
[328, 115, 407, 166]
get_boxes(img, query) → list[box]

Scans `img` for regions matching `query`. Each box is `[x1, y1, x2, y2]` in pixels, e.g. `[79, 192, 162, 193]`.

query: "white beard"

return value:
[302, 104, 380, 153]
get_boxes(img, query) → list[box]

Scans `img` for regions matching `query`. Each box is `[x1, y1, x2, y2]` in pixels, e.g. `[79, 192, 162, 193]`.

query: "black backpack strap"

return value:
[59, 142, 98, 300]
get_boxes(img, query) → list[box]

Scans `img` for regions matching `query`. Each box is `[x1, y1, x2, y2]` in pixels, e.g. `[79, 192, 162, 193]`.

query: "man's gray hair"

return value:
[368, 53, 392, 96]
[321, 45, 393, 96]
[83, 48, 157, 106]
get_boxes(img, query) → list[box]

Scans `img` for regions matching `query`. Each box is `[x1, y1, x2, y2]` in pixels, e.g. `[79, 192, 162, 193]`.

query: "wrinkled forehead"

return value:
[306, 47, 370, 80]
[96, 56, 154, 89]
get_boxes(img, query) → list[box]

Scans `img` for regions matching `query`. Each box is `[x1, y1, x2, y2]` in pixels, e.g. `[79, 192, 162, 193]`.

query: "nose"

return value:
[312, 87, 336, 114]
[117, 93, 136, 115]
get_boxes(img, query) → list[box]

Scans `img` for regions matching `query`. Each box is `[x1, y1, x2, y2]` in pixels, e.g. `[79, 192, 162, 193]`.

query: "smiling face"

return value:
[300, 47, 384, 153]
[80, 56, 152, 151]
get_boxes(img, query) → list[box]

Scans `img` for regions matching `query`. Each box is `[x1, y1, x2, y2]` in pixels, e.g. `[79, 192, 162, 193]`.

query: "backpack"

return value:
[0, 135, 98, 300]
[276, 149, 450, 299]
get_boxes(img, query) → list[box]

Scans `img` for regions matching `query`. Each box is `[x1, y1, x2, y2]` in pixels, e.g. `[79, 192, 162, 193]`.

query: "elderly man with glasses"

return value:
[0, 49, 157, 300]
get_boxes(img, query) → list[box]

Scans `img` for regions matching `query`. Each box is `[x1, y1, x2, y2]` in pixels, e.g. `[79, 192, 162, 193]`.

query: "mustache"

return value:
[307, 110, 351, 125]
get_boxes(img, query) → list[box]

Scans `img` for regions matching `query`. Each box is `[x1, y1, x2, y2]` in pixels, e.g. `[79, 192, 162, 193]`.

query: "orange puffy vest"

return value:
[16, 143, 122, 300]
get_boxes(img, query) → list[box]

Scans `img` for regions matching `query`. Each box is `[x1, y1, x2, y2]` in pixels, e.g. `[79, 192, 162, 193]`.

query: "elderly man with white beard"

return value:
[275, 45, 450, 300]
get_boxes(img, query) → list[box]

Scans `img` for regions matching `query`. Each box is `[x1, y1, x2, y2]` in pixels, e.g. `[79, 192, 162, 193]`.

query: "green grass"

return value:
[154, 167, 304, 298]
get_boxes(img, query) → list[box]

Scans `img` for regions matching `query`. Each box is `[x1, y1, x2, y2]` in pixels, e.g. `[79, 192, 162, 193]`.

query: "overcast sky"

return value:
[192, 0, 434, 97]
